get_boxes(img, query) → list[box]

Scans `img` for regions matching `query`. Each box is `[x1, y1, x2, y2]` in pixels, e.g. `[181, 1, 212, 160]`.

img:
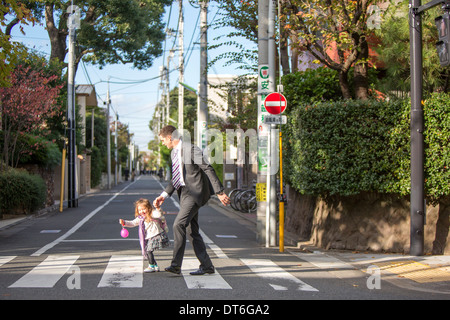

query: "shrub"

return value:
[282, 67, 343, 104]
[284, 99, 404, 196]
[423, 93, 450, 202]
[282, 92, 450, 203]
[0, 169, 46, 215]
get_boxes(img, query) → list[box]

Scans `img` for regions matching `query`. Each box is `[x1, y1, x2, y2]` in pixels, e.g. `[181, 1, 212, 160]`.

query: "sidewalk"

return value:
[0, 203, 59, 231]
[208, 198, 450, 295]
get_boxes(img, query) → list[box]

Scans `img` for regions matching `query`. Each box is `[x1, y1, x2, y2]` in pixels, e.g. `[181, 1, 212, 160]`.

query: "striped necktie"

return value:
[172, 148, 182, 190]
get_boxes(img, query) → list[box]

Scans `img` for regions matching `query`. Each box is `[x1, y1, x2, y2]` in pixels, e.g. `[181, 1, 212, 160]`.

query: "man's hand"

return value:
[217, 192, 230, 206]
[153, 196, 165, 208]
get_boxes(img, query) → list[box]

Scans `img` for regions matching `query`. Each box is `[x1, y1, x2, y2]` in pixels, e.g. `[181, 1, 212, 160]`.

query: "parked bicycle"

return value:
[228, 180, 287, 214]
[228, 185, 257, 213]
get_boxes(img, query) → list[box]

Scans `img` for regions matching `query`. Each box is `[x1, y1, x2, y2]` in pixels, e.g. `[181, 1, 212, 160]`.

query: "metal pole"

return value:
[409, 0, 424, 256]
[279, 131, 284, 252]
[268, 0, 277, 247]
[114, 113, 118, 186]
[67, 24, 78, 208]
[257, 0, 269, 245]
[178, 0, 184, 132]
[198, 0, 208, 149]
[106, 78, 111, 189]
[59, 141, 67, 212]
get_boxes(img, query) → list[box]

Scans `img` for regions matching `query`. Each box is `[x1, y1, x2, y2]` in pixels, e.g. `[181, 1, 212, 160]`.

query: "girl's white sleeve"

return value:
[123, 217, 139, 228]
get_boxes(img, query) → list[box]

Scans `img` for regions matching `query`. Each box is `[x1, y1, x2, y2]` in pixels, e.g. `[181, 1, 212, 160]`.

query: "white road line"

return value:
[181, 257, 232, 289]
[290, 251, 363, 279]
[31, 182, 135, 257]
[290, 251, 353, 270]
[0, 256, 16, 267]
[97, 255, 143, 288]
[200, 229, 228, 259]
[240, 258, 319, 292]
[9, 255, 79, 288]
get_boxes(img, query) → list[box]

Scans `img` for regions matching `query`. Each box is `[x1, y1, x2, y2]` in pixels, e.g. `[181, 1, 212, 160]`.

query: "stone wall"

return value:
[285, 187, 450, 255]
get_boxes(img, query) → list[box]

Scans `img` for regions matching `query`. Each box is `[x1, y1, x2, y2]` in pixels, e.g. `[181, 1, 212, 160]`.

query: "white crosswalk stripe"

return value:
[181, 257, 232, 289]
[98, 255, 143, 288]
[0, 256, 16, 267]
[240, 258, 319, 292]
[9, 255, 80, 288]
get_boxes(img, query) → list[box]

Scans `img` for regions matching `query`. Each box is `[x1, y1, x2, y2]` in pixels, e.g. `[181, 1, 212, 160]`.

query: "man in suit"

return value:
[153, 125, 230, 275]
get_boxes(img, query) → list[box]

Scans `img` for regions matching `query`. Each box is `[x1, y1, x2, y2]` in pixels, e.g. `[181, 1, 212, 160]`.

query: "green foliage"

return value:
[75, 0, 171, 70]
[284, 99, 403, 196]
[0, 168, 46, 215]
[283, 92, 450, 203]
[90, 145, 103, 188]
[282, 67, 343, 104]
[209, 0, 258, 73]
[375, 1, 449, 94]
[16, 134, 62, 168]
[423, 93, 450, 202]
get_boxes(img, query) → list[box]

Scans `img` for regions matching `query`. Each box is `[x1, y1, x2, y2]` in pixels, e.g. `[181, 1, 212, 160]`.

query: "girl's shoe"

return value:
[144, 265, 160, 273]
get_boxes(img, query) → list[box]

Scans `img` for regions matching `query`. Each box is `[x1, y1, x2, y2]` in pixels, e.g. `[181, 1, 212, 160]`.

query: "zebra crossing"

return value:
[1, 254, 322, 291]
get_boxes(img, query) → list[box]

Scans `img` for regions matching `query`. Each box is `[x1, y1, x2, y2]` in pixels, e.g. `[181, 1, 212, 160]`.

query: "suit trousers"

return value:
[171, 187, 213, 269]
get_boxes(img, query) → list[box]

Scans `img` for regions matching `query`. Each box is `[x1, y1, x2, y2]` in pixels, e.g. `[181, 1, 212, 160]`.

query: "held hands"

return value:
[119, 219, 125, 226]
[153, 196, 165, 209]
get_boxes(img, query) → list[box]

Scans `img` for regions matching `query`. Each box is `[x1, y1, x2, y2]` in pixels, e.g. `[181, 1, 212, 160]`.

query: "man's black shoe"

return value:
[165, 266, 181, 274]
[189, 266, 215, 275]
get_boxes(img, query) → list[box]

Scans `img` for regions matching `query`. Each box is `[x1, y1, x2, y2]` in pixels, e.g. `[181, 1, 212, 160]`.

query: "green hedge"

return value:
[283, 92, 450, 203]
[0, 169, 46, 215]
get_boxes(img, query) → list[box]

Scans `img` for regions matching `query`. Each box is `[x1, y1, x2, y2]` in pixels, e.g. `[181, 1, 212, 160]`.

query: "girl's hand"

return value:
[119, 219, 124, 226]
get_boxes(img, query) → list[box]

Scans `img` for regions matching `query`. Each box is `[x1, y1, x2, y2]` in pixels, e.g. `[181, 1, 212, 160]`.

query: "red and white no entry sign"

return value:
[264, 92, 287, 115]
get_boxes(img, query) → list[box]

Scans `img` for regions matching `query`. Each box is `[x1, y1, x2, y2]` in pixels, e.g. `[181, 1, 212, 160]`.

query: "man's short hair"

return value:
[159, 125, 178, 138]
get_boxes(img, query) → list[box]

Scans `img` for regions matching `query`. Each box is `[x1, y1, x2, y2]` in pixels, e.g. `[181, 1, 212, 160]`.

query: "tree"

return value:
[375, 0, 449, 95]
[0, 0, 38, 86]
[283, 0, 385, 99]
[43, 0, 171, 75]
[210, 0, 259, 75]
[0, 63, 62, 169]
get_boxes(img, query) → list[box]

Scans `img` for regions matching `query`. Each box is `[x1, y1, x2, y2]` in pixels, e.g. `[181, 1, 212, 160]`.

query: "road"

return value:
[0, 175, 448, 306]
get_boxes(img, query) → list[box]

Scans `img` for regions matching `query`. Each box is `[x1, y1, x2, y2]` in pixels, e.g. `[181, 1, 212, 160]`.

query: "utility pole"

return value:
[198, 0, 208, 150]
[256, 0, 269, 245]
[67, 4, 80, 208]
[106, 78, 111, 189]
[408, 0, 450, 255]
[267, 0, 277, 247]
[409, 0, 424, 256]
[178, 0, 184, 132]
[166, 56, 171, 126]
[114, 113, 118, 186]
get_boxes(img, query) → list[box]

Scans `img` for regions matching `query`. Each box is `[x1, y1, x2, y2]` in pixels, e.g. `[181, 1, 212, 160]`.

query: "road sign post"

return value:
[263, 92, 287, 251]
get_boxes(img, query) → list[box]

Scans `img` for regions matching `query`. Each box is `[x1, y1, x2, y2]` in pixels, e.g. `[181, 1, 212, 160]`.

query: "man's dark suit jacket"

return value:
[164, 141, 224, 207]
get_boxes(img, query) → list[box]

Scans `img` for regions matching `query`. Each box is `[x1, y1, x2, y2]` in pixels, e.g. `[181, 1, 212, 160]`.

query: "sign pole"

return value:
[279, 130, 284, 252]
[256, 0, 270, 245]
[409, 0, 424, 256]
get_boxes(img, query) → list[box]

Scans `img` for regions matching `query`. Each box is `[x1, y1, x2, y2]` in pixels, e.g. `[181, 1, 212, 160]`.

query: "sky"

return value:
[9, 1, 255, 153]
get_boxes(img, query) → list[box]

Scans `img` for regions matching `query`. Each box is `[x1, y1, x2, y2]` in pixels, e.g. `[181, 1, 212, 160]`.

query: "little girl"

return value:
[119, 198, 169, 272]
